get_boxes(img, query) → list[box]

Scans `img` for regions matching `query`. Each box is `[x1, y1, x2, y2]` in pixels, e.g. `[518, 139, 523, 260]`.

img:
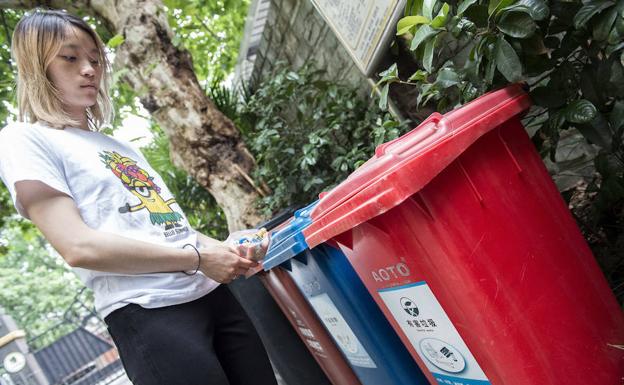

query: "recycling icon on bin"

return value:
[419, 338, 466, 373]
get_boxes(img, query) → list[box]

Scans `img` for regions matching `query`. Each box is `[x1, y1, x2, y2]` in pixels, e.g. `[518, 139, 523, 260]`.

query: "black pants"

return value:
[105, 285, 278, 385]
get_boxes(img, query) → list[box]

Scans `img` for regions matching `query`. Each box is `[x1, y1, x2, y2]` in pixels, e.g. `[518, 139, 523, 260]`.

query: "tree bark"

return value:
[0, 0, 265, 231]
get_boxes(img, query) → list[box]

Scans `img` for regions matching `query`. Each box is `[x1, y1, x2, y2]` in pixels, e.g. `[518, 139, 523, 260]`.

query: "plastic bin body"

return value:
[258, 268, 361, 385]
[303, 85, 624, 385]
[284, 244, 427, 385]
[263, 205, 429, 385]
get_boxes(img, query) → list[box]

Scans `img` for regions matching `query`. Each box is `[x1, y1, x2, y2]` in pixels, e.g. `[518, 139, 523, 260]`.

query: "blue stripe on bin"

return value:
[377, 280, 427, 292]
[433, 373, 492, 385]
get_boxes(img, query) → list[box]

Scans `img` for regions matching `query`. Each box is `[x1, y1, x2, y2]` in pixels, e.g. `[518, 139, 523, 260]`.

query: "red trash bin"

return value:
[303, 85, 624, 385]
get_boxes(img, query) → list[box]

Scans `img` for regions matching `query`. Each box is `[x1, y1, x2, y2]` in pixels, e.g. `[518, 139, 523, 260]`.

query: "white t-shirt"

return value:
[0, 122, 219, 317]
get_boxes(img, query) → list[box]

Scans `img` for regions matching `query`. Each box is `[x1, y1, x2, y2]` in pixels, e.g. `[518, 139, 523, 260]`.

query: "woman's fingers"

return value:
[226, 230, 271, 263]
[237, 256, 258, 269]
[196, 242, 263, 283]
[235, 243, 259, 261]
[258, 234, 270, 258]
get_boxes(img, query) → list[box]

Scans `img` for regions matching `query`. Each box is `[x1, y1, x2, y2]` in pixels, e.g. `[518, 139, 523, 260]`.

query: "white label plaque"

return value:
[311, 0, 406, 76]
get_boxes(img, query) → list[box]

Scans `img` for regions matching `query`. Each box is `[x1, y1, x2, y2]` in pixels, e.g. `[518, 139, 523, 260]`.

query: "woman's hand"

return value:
[235, 232, 271, 262]
[197, 242, 258, 284]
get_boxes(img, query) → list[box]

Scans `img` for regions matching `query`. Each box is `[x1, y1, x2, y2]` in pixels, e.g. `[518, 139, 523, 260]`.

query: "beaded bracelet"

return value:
[182, 243, 201, 276]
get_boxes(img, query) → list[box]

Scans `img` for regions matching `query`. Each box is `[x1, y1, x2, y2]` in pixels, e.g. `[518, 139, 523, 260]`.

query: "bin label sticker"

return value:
[378, 281, 491, 385]
[308, 293, 377, 368]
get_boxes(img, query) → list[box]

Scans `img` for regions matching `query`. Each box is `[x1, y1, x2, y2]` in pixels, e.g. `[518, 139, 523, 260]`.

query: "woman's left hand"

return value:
[236, 233, 271, 262]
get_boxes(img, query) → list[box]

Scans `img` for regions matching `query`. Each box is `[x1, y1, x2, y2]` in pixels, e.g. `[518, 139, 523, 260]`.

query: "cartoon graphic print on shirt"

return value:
[99, 150, 188, 237]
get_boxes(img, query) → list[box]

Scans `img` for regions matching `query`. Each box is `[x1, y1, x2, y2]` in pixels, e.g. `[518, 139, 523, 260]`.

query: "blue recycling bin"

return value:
[264, 202, 428, 385]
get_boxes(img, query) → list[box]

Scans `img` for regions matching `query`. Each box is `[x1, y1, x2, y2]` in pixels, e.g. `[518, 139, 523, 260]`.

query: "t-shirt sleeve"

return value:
[0, 125, 74, 219]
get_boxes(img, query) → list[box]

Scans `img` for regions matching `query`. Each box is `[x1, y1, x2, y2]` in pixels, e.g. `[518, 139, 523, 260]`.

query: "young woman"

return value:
[0, 9, 278, 385]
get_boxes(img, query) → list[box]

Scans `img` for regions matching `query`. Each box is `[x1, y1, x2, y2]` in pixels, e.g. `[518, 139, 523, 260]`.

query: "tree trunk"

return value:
[0, 0, 265, 231]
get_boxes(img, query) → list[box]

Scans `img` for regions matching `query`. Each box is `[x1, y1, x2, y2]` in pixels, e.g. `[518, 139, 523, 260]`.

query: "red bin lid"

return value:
[303, 84, 531, 247]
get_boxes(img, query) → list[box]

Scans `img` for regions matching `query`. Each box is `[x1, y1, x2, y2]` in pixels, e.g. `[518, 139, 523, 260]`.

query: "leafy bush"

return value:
[240, 63, 407, 215]
[377, 0, 624, 302]
[0, 224, 87, 341]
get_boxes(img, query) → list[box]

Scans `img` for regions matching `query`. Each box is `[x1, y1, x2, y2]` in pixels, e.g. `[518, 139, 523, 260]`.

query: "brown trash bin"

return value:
[259, 267, 361, 385]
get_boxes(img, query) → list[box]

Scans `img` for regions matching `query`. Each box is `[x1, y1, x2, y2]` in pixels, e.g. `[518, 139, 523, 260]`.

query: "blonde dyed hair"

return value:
[11, 9, 113, 131]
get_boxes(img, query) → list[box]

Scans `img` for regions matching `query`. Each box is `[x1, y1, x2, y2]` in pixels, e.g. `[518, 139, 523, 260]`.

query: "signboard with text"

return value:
[311, 0, 406, 76]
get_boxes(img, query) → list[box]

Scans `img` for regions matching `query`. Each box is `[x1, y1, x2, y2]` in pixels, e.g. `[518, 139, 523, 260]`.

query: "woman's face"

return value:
[46, 26, 103, 118]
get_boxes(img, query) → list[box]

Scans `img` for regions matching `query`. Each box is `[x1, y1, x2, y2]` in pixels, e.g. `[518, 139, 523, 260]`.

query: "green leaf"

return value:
[423, 0, 437, 19]
[488, 0, 514, 17]
[573, 1, 614, 29]
[451, 17, 477, 36]
[606, 42, 624, 57]
[608, 21, 623, 45]
[609, 56, 624, 94]
[461, 83, 479, 102]
[546, 110, 565, 160]
[465, 4, 490, 27]
[457, 0, 478, 15]
[465, 42, 484, 81]
[485, 58, 496, 84]
[495, 37, 523, 81]
[577, 113, 612, 148]
[421, 87, 441, 106]
[521, 34, 548, 57]
[397, 15, 431, 35]
[480, 36, 498, 83]
[107, 34, 125, 48]
[608, 100, 624, 130]
[423, 36, 437, 72]
[431, 3, 450, 28]
[436, 67, 460, 88]
[376, 63, 399, 85]
[379, 83, 390, 110]
[488, 0, 500, 15]
[303, 177, 324, 191]
[594, 153, 611, 178]
[406, 0, 424, 16]
[410, 24, 439, 51]
[602, 176, 624, 201]
[498, 11, 537, 38]
[286, 71, 300, 81]
[564, 99, 598, 124]
[617, 10, 624, 35]
[580, 67, 605, 108]
[513, 0, 549, 20]
[501, 0, 549, 21]
[593, 8, 618, 41]
[408, 70, 429, 82]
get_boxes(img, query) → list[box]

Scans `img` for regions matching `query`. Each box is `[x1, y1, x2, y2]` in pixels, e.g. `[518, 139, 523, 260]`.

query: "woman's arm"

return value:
[16, 180, 256, 282]
[196, 231, 222, 248]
